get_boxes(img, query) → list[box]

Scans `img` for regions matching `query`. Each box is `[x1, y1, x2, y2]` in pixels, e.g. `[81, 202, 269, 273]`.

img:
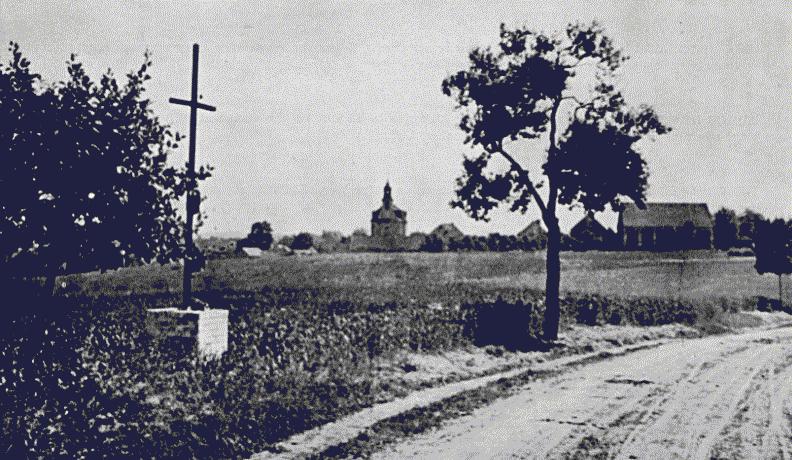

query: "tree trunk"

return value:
[543, 222, 562, 341]
[779, 274, 783, 308]
[43, 270, 57, 298]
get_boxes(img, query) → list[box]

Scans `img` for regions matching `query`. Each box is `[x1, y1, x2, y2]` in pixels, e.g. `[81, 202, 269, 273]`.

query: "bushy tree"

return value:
[754, 219, 792, 306]
[738, 209, 766, 244]
[237, 221, 273, 251]
[0, 43, 210, 293]
[713, 208, 738, 250]
[290, 233, 314, 251]
[420, 234, 444, 252]
[443, 21, 670, 339]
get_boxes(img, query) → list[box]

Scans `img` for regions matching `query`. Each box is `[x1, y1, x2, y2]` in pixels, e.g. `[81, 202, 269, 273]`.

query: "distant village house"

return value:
[569, 214, 618, 251]
[618, 203, 713, 250]
[431, 223, 464, 244]
[517, 220, 548, 249]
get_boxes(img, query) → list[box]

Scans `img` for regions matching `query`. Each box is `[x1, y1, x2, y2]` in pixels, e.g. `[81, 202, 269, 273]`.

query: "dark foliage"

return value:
[237, 221, 274, 251]
[0, 43, 210, 282]
[754, 219, 792, 305]
[737, 209, 766, 244]
[290, 233, 314, 251]
[713, 208, 738, 250]
[420, 235, 444, 252]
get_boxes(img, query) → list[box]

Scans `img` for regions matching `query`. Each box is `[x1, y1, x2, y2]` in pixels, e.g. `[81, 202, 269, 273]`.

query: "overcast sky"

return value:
[1, 1, 790, 236]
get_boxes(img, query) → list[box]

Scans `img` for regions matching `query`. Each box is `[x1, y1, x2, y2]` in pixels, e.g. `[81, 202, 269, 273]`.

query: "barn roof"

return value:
[517, 220, 547, 239]
[621, 203, 713, 228]
[431, 223, 464, 238]
[570, 214, 613, 239]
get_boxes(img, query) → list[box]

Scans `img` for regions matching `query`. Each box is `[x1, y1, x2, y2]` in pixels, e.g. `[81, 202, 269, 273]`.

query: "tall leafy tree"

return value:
[0, 43, 211, 293]
[754, 219, 792, 307]
[443, 22, 671, 339]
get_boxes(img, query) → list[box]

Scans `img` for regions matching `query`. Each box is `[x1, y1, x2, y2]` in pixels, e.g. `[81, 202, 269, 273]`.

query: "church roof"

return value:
[372, 205, 406, 222]
[372, 181, 406, 223]
[621, 203, 713, 229]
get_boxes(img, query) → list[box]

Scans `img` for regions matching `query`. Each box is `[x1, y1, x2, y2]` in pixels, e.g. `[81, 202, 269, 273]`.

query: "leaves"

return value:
[443, 21, 670, 221]
[0, 43, 210, 278]
[754, 219, 792, 276]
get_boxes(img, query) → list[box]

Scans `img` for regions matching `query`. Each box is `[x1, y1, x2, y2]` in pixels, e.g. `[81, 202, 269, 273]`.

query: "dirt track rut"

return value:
[374, 327, 792, 459]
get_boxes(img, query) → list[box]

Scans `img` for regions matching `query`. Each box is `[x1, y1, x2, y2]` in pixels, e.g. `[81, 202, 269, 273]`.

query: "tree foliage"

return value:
[238, 221, 274, 251]
[443, 21, 669, 221]
[754, 219, 792, 277]
[738, 209, 765, 243]
[0, 43, 210, 282]
[443, 21, 671, 339]
[290, 233, 314, 251]
[713, 208, 738, 250]
[754, 218, 792, 305]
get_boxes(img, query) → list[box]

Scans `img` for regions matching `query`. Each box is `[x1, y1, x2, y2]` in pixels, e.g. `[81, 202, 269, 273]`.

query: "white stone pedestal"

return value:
[145, 308, 229, 358]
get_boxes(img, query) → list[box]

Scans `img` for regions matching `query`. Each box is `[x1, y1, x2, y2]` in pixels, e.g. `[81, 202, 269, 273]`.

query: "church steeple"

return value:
[382, 181, 393, 209]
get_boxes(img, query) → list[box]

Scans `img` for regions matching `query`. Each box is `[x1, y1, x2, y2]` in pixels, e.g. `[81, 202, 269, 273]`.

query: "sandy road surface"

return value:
[374, 326, 792, 460]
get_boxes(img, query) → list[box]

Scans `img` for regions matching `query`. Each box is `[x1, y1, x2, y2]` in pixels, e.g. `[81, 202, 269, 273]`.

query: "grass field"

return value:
[63, 250, 787, 304]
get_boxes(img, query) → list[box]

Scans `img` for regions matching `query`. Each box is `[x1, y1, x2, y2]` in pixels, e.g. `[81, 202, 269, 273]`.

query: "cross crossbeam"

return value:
[169, 43, 216, 309]
[169, 97, 216, 113]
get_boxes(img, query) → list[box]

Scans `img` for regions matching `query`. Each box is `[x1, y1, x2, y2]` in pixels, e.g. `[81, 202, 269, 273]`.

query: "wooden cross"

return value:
[169, 43, 216, 309]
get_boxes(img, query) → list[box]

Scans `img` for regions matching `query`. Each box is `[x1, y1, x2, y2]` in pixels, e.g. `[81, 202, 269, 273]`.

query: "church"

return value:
[370, 182, 408, 250]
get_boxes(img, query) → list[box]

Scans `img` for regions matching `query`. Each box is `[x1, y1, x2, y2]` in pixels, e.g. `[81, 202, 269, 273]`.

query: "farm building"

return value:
[431, 223, 465, 246]
[370, 182, 408, 250]
[618, 203, 713, 251]
[569, 214, 618, 251]
[517, 220, 547, 249]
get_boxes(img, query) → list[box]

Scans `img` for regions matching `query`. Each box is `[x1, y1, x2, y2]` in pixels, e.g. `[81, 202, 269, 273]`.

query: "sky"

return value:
[1, 0, 790, 237]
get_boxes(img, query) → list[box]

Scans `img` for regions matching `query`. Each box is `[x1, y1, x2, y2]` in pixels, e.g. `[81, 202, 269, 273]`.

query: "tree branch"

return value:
[546, 96, 563, 221]
[494, 146, 548, 217]
[560, 95, 584, 104]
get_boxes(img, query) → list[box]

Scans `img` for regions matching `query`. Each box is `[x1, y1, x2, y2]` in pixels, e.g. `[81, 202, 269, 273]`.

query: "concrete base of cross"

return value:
[145, 307, 228, 358]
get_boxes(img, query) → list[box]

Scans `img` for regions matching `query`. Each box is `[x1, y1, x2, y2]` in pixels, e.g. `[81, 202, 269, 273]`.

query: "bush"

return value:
[291, 233, 314, 251]
[462, 297, 541, 350]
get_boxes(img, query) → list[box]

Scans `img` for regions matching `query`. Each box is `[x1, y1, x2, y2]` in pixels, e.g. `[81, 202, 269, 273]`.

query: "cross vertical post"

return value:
[169, 43, 216, 309]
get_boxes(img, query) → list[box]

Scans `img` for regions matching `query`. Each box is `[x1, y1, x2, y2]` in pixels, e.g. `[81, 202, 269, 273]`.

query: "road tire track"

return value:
[373, 327, 792, 460]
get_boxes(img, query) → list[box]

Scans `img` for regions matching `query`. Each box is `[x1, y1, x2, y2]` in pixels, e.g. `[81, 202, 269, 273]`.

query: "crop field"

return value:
[63, 250, 786, 303]
[3, 250, 788, 458]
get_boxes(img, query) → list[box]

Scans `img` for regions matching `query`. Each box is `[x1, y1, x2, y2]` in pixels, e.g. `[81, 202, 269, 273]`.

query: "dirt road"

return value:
[374, 326, 792, 459]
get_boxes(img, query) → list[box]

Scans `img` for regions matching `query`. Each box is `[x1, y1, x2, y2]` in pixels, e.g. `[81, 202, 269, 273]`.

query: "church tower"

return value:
[371, 182, 407, 249]
[382, 181, 393, 208]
